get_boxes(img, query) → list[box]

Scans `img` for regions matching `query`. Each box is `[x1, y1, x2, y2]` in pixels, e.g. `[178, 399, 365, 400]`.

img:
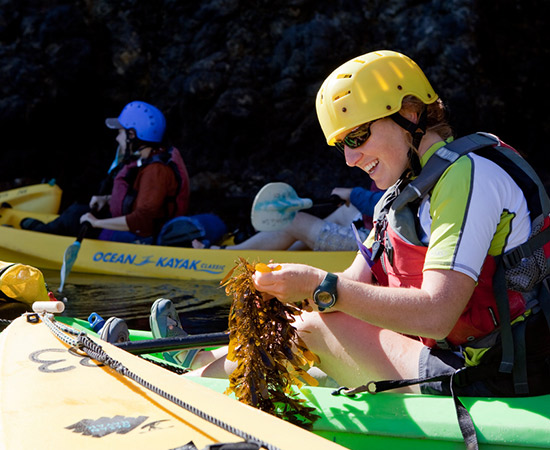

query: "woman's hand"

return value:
[252, 263, 325, 304]
[89, 195, 110, 211]
[80, 212, 99, 227]
[331, 187, 353, 205]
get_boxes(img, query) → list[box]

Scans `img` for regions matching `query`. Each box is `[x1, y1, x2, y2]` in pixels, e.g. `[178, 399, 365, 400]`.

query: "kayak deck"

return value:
[191, 377, 550, 449]
[0, 315, 346, 450]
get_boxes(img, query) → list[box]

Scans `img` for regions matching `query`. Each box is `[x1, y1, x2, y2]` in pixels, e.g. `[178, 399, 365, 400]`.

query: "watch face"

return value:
[314, 272, 338, 311]
[316, 291, 333, 305]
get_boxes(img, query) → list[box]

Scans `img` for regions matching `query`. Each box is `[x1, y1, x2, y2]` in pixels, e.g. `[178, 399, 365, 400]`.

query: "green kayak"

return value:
[52, 315, 550, 449]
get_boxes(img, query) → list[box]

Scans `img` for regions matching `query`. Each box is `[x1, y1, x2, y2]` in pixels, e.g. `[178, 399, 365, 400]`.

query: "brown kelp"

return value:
[221, 257, 320, 428]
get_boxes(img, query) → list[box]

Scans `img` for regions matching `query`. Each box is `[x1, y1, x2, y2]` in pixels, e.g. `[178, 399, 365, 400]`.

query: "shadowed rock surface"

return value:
[1, 0, 549, 230]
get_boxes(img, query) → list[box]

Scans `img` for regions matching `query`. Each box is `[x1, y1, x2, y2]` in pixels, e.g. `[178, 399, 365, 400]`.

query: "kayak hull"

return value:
[0, 225, 354, 281]
[0, 181, 61, 214]
[56, 316, 550, 449]
[0, 183, 355, 282]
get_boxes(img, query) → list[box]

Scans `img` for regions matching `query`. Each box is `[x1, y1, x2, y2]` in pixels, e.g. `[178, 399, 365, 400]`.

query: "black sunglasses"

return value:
[334, 120, 377, 154]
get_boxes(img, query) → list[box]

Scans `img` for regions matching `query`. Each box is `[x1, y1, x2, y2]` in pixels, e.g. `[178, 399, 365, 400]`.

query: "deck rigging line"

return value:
[38, 313, 280, 450]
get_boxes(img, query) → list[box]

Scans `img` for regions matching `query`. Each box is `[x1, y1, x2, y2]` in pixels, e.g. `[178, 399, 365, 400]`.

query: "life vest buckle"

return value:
[371, 240, 383, 260]
[451, 366, 470, 388]
[502, 243, 533, 270]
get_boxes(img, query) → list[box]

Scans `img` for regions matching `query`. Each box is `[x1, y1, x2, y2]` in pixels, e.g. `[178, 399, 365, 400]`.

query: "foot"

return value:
[191, 239, 223, 249]
[149, 298, 199, 368]
[20, 218, 45, 230]
[191, 239, 206, 249]
[99, 317, 129, 344]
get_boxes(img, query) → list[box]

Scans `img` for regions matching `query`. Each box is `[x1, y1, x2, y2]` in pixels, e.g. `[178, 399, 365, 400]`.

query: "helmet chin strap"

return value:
[390, 108, 428, 177]
[126, 134, 148, 159]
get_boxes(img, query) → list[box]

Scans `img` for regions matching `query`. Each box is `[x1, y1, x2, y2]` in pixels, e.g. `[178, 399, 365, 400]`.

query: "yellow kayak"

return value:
[0, 183, 355, 282]
[0, 180, 61, 215]
[0, 312, 346, 450]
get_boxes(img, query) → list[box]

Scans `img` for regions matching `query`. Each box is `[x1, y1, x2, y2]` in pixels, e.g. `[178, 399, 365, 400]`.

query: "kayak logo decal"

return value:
[91, 251, 226, 275]
[66, 415, 148, 437]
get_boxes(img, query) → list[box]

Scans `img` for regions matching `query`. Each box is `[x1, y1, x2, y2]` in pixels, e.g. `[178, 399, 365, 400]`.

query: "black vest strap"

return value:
[493, 256, 515, 374]
[392, 133, 498, 211]
[512, 319, 529, 394]
[539, 279, 550, 332]
[501, 227, 550, 269]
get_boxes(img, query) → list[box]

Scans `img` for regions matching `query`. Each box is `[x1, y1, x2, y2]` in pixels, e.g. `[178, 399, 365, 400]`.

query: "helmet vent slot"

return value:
[333, 90, 351, 102]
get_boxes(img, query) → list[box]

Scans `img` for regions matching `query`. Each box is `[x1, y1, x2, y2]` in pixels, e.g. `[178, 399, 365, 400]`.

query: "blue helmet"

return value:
[105, 101, 166, 143]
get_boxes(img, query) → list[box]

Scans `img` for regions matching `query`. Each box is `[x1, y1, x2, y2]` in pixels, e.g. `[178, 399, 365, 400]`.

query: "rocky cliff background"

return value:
[1, 0, 549, 231]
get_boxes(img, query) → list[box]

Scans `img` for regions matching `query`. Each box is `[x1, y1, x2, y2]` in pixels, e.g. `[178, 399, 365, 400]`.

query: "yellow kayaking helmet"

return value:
[316, 50, 438, 146]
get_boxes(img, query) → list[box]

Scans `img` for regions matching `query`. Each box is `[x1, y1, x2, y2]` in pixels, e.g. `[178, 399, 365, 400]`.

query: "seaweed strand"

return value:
[221, 258, 320, 428]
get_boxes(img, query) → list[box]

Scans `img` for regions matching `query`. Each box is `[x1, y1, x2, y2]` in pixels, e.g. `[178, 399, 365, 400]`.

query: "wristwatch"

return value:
[313, 272, 338, 312]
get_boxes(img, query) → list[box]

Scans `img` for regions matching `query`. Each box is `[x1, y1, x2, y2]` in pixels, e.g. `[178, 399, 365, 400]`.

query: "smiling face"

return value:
[338, 118, 411, 189]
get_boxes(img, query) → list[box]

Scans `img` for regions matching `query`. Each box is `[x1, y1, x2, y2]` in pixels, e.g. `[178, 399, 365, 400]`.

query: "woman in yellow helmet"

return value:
[182, 50, 550, 446]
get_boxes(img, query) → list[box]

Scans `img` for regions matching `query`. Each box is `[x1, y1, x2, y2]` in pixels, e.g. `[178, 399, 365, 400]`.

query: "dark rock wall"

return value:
[1, 0, 549, 229]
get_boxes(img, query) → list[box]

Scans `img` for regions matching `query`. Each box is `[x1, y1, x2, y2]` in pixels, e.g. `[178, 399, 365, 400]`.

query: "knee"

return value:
[292, 212, 317, 228]
[294, 310, 341, 344]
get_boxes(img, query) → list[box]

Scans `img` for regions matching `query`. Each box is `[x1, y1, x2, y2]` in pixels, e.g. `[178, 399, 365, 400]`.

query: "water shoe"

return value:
[149, 298, 199, 368]
[99, 317, 129, 344]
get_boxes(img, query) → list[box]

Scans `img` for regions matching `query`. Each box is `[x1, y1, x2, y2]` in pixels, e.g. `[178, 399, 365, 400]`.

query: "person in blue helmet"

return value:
[21, 101, 191, 243]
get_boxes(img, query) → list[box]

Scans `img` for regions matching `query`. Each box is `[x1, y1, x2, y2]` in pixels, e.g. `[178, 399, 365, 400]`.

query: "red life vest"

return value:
[373, 225, 527, 348]
[369, 133, 550, 349]
[110, 146, 190, 219]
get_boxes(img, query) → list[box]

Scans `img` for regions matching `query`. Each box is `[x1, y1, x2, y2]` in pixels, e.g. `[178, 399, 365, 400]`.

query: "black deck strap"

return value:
[493, 255, 514, 374]
[435, 338, 456, 351]
[334, 368, 482, 449]
[202, 444, 260, 450]
[450, 370, 479, 450]
[337, 373, 454, 396]
[392, 133, 498, 211]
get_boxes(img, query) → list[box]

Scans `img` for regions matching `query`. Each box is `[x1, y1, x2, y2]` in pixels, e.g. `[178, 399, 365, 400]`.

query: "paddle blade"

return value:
[251, 182, 313, 231]
[58, 241, 81, 293]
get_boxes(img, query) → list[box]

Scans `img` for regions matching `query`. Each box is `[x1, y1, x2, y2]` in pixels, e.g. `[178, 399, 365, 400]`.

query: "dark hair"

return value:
[127, 129, 165, 152]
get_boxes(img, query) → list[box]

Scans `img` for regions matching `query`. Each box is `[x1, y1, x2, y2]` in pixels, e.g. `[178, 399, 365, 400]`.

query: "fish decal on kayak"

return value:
[66, 415, 148, 437]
